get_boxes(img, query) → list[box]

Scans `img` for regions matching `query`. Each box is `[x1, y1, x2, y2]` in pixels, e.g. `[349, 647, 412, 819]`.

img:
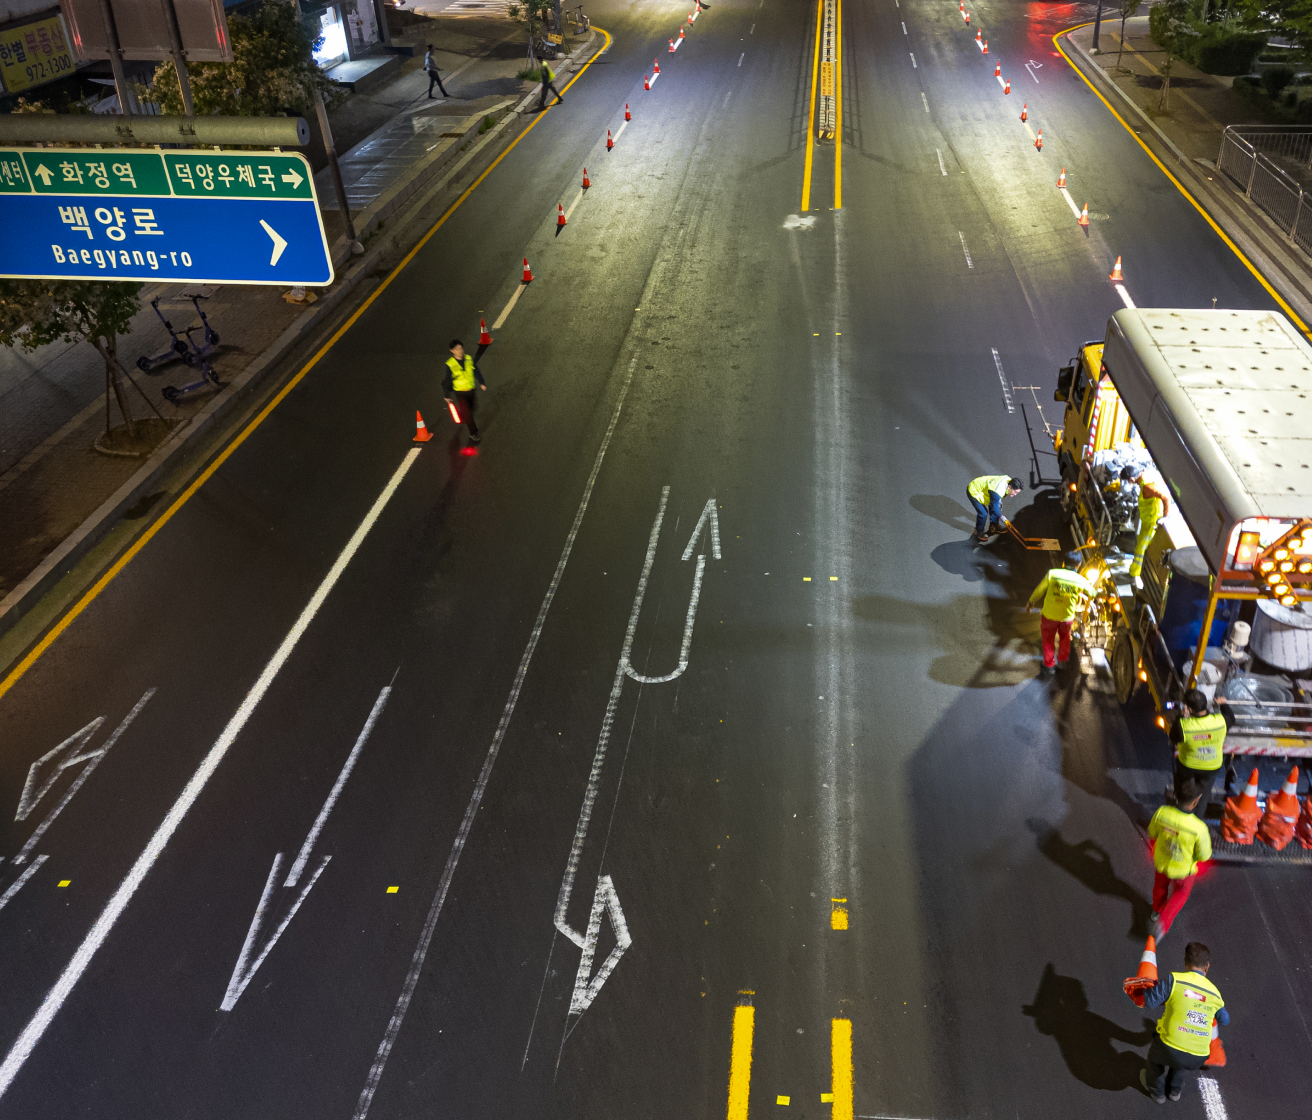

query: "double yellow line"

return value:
[801, 0, 841, 212]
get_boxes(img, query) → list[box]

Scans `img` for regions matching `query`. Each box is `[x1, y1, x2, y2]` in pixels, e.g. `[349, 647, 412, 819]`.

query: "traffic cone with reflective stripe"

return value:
[964, 10, 970, 22]
[1295, 794, 1312, 848]
[1258, 765, 1300, 850]
[582, 167, 590, 189]
[414, 410, 433, 443]
[607, 129, 614, 150]
[976, 29, 981, 42]
[1020, 102, 1028, 121]
[1078, 202, 1089, 227]
[655, 58, 660, 73]
[983, 40, 989, 54]
[625, 103, 631, 120]
[679, 26, 685, 39]
[557, 203, 567, 228]
[669, 38, 676, 51]
[1221, 768, 1261, 844]
[522, 257, 534, 282]
[1109, 255, 1123, 281]
[1035, 129, 1043, 151]
[1204, 1022, 1227, 1067]
[1004, 79, 1011, 94]
[479, 318, 493, 346]
[644, 73, 650, 90]
[1057, 167, 1066, 188]
[994, 62, 1001, 76]
[1123, 935, 1158, 1007]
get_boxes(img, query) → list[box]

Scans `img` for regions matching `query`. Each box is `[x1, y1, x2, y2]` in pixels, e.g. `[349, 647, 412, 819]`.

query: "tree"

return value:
[507, 0, 554, 64]
[1152, 0, 1197, 112]
[140, 0, 337, 116]
[0, 280, 145, 439]
[1235, 0, 1312, 53]
[1115, 0, 1142, 72]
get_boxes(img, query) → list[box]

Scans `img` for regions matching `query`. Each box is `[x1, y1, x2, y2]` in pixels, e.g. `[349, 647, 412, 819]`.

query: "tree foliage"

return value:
[141, 0, 338, 117]
[507, 0, 554, 62]
[0, 280, 144, 435]
[1150, 0, 1198, 110]
[1234, 0, 1312, 52]
[1116, 0, 1142, 71]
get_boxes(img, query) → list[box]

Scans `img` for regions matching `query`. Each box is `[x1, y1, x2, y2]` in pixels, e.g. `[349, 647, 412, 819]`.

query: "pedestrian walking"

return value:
[538, 60, 564, 109]
[966, 474, 1022, 543]
[1025, 555, 1094, 677]
[1170, 689, 1234, 815]
[1147, 780, 1211, 940]
[424, 45, 448, 99]
[444, 339, 486, 446]
[1139, 941, 1228, 1104]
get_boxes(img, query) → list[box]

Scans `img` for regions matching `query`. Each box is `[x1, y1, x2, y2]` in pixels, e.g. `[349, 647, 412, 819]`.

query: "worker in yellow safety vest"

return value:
[1139, 940, 1229, 1104]
[1026, 557, 1094, 677]
[966, 474, 1022, 543]
[1147, 779, 1212, 941]
[1126, 468, 1172, 580]
[1169, 688, 1235, 817]
[444, 338, 487, 447]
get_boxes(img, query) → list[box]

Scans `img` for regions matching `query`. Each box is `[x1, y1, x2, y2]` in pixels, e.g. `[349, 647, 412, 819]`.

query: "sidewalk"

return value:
[1064, 18, 1312, 325]
[0, 13, 599, 636]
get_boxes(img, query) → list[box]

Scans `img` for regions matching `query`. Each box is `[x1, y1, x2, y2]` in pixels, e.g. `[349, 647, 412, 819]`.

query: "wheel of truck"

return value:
[1111, 628, 1137, 705]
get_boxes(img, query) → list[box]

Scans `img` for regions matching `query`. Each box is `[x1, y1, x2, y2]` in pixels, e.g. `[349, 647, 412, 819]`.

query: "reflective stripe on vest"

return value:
[968, 474, 1009, 503]
[446, 355, 475, 392]
[1177, 712, 1227, 771]
[1157, 972, 1225, 1057]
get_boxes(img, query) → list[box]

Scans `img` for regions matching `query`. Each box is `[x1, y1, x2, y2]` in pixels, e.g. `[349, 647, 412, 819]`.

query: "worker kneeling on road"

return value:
[1139, 941, 1228, 1104]
[1147, 779, 1211, 941]
[1026, 554, 1093, 677]
[1170, 689, 1234, 817]
[1127, 467, 1171, 581]
[967, 474, 1022, 543]
[444, 339, 486, 447]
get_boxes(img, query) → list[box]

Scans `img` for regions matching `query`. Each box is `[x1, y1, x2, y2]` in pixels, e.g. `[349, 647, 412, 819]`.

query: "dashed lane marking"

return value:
[922, 91, 929, 112]
[1115, 283, 1135, 309]
[991, 348, 1016, 414]
[910, 52, 916, 67]
[936, 149, 946, 174]
[958, 231, 973, 268]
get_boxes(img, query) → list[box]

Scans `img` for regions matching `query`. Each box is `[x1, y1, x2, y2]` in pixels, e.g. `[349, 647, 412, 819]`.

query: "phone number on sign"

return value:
[51, 245, 196, 272]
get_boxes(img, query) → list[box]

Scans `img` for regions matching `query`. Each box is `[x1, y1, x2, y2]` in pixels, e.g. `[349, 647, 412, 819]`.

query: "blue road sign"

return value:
[0, 149, 333, 286]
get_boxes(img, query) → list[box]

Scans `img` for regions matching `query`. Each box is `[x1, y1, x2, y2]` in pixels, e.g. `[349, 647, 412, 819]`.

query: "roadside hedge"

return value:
[1147, 9, 1266, 76]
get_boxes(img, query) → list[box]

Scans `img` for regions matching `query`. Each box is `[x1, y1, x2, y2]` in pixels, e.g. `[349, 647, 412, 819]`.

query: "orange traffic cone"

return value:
[1204, 1022, 1227, 1067]
[975, 29, 981, 42]
[1035, 129, 1043, 151]
[557, 203, 567, 228]
[1109, 255, 1123, 281]
[414, 410, 433, 443]
[1221, 768, 1261, 844]
[688, 12, 693, 23]
[478, 318, 493, 346]
[625, 103, 632, 120]
[1123, 935, 1158, 1007]
[607, 129, 614, 150]
[1258, 766, 1300, 850]
[522, 257, 534, 283]
[1004, 78, 1011, 94]
[679, 26, 685, 39]
[1078, 202, 1089, 227]
[1020, 102, 1028, 121]
[582, 167, 590, 189]
[644, 73, 650, 90]
[669, 38, 676, 51]
[964, 10, 970, 23]
[1057, 167, 1067, 188]
[1295, 795, 1312, 848]
[994, 62, 1001, 76]
[983, 39, 989, 54]
[959, 0, 963, 9]
[654, 58, 660, 73]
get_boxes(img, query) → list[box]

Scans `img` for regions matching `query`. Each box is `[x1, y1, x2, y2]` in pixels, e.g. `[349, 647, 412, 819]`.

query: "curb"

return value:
[1062, 31, 1312, 328]
[0, 30, 608, 645]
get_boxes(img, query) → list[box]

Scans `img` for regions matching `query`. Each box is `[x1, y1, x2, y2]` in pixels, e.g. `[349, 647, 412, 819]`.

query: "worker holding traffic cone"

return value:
[443, 338, 487, 447]
[1138, 942, 1229, 1104]
[1147, 779, 1211, 940]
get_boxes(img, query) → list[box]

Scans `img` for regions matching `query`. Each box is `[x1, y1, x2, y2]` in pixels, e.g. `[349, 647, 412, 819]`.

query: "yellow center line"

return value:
[800, 0, 823, 213]
[831, 1017, 853, 1120]
[834, 0, 842, 210]
[0, 31, 614, 703]
[726, 1003, 755, 1120]
[1053, 23, 1310, 336]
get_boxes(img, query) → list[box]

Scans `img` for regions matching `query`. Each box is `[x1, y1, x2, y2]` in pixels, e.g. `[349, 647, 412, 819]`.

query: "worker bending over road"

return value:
[967, 474, 1022, 543]
[1127, 468, 1171, 580]
[1170, 689, 1234, 816]
[1139, 941, 1228, 1104]
[1026, 556, 1094, 677]
[1147, 780, 1211, 941]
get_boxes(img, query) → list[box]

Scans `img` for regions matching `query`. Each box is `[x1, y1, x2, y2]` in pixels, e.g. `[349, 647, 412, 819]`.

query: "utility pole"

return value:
[96, 0, 138, 115]
[159, 0, 196, 116]
[1093, 0, 1104, 51]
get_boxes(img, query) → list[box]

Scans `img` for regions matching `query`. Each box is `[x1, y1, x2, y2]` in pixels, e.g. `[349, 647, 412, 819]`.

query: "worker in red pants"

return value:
[1147, 780, 1211, 940]
[1026, 556, 1094, 678]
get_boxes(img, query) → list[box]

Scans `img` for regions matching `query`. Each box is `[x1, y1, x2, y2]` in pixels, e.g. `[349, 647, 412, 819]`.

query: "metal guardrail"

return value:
[1217, 125, 1312, 255]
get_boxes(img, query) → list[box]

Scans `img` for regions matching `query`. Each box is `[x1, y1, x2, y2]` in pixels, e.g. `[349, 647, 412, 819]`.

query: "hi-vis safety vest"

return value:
[1033, 568, 1094, 622]
[1149, 804, 1212, 879]
[446, 355, 476, 392]
[1177, 712, 1228, 771]
[1157, 971, 1225, 1057]
[968, 475, 1010, 504]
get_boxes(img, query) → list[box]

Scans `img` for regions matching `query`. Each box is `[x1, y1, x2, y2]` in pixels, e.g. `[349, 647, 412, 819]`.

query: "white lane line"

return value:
[680, 497, 722, 561]
[921, 91, 929, 112]
[613, 119, 628, 144]
[902, 21, 907, 33]
[1198, 1078, 1229, 1120]
[0, 856, 48, 913]
[647, 70, 659, 88]
[1058, 186, 1083, 221]
[0, 447, 422, 1102]
[958, 231, 973, 268]
[351, 354, 640, 1120]
[996, 73, 1006, 90]
[738, 52, 744, 65]
[1022, 120, 1036, 141]
[564, 187, 585, 221]
[1025, 62, 1040, 82]
[723, 89, 732, 107]
[285, 683, 392, 888]
[1115, 283, 1136, 309]
[991, 347, 1015, 414]
[750, 22, 755, 32]
[15, 719, 102, 823]
[937, 149, 946, 175]
[670, 37, 680, 51]
[491, 278, 528, 331]
[909, 52, 916, 68]
[14, 690, 155, 866]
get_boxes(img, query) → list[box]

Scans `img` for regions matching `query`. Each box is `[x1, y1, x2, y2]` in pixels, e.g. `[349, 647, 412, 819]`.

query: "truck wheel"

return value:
[1112, 630, 1137, 704]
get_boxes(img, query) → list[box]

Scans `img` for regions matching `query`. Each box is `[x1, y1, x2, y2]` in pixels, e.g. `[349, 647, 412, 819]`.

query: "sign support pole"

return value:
[96, 0, 138, 114]
[159, 0, 196, 116]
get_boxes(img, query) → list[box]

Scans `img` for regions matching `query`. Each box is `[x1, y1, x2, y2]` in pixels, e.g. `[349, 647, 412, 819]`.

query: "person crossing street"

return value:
[538, 60, 564, 110]
[967, 474, 1022, 543]
[1026, 556, 1094, 677]
[444, 339, 486, 446]
[1139, 941, 1229, 1104]
[1147, 781, 1212, 940]
[424, 45, 448, 99]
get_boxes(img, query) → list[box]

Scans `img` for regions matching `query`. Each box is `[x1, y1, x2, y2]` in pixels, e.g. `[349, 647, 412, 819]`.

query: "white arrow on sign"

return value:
[32, 164, 53, 187]
[259, 219, 288, 267]
[280, 168, 304, 189]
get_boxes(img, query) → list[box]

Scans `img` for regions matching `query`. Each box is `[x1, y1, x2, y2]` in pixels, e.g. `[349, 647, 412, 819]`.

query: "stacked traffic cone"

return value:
[1057, 168, 1067, 188]
[607, 129, 614, 150]
[414, 410, 433, 443]
[582, 167, 590, 189]
[1123, 935, 1158, 1007]
[1257, 766, 1300, 850]
[557, 203, 567, 228]
[1004, 79, 1010, 94]
[625, 103, 632, 120]
[1109, 255, 1124, 281]
[1078, 203, 1089, 227]
[1295, 793, 1312, 848]
[1035, 130, 1043, 151]
[478, 318, 493, 346]
[1204, 1022, 1227, 1067]
[1020, 102, 1028, 121]
[1220, 768, 1261, 844]
[522, 257, 534, 282]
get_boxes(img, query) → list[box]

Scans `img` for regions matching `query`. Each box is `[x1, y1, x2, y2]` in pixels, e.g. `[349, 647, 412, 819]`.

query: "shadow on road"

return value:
[1027, 818, 1153, 939]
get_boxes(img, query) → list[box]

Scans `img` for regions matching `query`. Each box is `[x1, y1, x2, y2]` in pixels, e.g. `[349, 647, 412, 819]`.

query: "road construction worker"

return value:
[443, 339, 486, 446]
[1170, 689, 1235, 817]
[1147, 779, 1211, 940]
[1139, 941, 1229, 1104]
[538, 60, 564, 109]
[967, 474, 1022, 543]
[1026, 555, 1094, 676]
[1127, 468, 1171, 579]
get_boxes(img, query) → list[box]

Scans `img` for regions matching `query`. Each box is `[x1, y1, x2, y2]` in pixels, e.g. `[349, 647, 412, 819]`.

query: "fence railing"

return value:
[1217, 125, 1312, 256]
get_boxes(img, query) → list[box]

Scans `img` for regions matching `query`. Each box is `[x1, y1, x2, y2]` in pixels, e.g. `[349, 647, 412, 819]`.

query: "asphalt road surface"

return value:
[0, 1, 1307, 1118]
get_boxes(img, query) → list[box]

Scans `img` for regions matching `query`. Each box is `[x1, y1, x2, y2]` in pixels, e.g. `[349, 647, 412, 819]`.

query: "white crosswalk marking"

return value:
[441, 0, 514, 15]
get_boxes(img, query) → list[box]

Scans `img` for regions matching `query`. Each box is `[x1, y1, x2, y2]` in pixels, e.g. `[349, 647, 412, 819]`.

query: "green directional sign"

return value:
[19, 150, 170, 195]
[163, 152, 313, 200]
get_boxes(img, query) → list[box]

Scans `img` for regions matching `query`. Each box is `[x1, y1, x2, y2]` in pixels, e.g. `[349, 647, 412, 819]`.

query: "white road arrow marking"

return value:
[259, 219, 288, 266]
[15, 719, 104, 822]
[32, 164, 53, 186]
[280, 168, 304, 189]
[680, 497, 722, 560]
[568, 875, 632, 1016]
